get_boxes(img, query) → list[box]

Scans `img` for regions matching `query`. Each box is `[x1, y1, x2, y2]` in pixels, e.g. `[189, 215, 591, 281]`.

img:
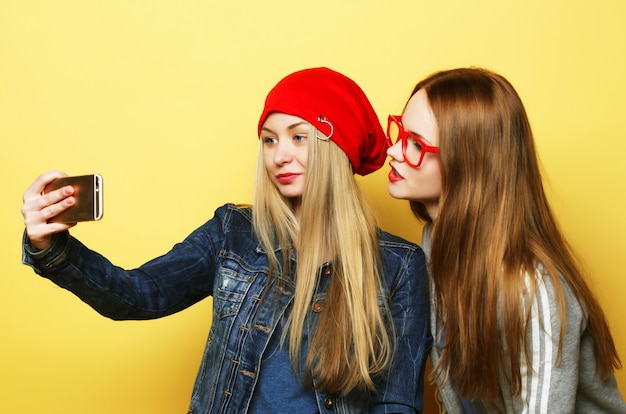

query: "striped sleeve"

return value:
[519, 270, 579, 413]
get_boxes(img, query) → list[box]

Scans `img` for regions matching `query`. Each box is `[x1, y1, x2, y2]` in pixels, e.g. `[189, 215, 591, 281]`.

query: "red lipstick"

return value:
[277, 173, 301, 184]
[388, 165, 404, 183]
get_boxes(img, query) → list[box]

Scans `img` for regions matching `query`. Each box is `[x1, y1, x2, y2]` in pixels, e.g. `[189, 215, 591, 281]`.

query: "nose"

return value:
[386, 139, 402, 161]
[273, 139, 294, 165]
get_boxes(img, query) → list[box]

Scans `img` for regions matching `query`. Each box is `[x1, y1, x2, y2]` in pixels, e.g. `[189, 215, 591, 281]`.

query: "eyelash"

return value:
[404, 135, 423, 151]
[262, 134, 308, 144]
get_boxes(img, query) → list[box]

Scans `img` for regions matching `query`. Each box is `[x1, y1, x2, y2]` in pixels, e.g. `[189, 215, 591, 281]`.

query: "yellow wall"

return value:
[1, 1, 625, 412]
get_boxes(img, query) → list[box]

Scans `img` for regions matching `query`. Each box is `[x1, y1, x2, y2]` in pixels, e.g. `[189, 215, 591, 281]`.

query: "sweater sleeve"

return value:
[511, 270, 581, 413]
[506, 270, 626, 414]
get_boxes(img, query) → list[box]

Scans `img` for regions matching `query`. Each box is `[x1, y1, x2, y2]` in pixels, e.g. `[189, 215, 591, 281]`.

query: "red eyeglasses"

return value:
[386, 115, 439, 168]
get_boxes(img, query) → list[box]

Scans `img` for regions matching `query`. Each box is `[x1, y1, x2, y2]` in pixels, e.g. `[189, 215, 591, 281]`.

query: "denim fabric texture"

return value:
[23, 203, 431, 413]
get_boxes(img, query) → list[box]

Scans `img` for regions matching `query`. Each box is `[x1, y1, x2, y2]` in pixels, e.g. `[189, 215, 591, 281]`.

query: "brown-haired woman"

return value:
[386, 67, 626, 413]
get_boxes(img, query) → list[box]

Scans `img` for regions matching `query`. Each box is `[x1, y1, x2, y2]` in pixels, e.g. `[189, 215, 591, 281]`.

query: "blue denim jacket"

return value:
[23, 204, 431, 413]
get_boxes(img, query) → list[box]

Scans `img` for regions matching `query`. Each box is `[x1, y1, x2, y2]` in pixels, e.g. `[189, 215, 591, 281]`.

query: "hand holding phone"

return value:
[44, 174, 104, 223]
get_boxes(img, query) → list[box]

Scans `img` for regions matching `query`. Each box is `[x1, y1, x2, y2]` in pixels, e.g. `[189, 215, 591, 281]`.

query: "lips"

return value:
[277, 173, 301, 184]
[388, 165, 404, 183]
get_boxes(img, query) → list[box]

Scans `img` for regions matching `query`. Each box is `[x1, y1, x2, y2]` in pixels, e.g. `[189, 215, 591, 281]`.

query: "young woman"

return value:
[21, 67, 431, 413]
[386, 67, 626, 413]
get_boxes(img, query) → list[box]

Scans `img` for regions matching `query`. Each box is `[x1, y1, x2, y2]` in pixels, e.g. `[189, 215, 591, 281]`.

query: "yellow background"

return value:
[1, 1, 625, 412]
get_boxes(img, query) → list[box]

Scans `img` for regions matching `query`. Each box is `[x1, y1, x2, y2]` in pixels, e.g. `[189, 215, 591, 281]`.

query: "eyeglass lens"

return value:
[389, 120, 423, 166]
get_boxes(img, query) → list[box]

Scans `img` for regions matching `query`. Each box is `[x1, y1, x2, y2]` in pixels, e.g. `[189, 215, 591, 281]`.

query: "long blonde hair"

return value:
[253, 126, 392, 394]
[409, 68, 621, 398]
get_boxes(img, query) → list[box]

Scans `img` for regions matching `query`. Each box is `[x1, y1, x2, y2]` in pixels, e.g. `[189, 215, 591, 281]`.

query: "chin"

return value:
[282, 193, 303, 202]
[386, 183, 407, 200]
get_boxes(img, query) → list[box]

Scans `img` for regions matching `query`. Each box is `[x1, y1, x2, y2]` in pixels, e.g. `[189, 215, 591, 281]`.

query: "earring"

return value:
[316, 115, 333, 140]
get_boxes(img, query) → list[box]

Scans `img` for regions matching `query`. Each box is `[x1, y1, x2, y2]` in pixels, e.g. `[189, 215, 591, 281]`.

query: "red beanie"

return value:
[257, 67, 387, 176]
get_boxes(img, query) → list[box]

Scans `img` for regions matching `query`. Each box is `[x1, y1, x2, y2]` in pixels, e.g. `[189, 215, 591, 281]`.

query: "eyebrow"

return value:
[398, 116, 432, 145]
[261, 121, 310, 135]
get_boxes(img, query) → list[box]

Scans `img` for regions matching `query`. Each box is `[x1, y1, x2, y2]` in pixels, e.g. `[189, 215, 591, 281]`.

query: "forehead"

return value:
[402, 89, 439, 145]
[262, 112, 310, 129]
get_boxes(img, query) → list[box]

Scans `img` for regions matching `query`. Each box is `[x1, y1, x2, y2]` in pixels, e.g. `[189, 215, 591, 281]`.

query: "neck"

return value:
[425, 202, 439, 221]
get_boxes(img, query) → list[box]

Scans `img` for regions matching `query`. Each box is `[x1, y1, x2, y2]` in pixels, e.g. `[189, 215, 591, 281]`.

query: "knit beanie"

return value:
[257, 67, 387, 176]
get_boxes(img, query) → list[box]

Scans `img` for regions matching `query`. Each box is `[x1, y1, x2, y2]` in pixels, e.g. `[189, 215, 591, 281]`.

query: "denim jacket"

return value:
[22, 204, 431, 413]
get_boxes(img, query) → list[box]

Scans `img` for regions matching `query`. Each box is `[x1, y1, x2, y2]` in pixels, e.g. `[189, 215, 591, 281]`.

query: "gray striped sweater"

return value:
[422, 224, 626, 413]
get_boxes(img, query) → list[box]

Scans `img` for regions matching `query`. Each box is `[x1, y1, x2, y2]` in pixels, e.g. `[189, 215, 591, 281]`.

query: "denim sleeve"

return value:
[370, 244, 432, 413]
[21, 211, 225, 321]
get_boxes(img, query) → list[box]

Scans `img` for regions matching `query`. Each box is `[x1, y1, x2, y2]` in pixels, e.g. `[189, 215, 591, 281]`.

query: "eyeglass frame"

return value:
[386, 115, 439, 168]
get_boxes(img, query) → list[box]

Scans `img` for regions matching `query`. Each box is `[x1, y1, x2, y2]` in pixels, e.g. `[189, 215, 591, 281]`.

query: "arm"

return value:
[502, 272, 582, 413]
[22, 222, 218, 320]
[21, 171, 221, 320]
[370, 242, 432, 413]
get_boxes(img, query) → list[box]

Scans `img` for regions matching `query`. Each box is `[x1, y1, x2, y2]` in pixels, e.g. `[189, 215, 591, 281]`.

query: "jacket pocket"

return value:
[213, 266, 254, 319]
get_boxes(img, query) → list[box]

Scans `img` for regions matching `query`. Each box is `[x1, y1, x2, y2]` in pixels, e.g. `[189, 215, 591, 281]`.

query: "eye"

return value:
[293, 134, 308, 142]
[407, 135, 423, 152]
[262, 136, 277, 145]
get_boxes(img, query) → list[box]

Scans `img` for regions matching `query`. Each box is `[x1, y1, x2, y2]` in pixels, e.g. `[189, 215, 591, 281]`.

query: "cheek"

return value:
[428, 162, 442, 181]
[410, 165, 442, 192]
[424, 165, 443, 188]
[262, 149, 274, 169]
[296, 147, 308, 167]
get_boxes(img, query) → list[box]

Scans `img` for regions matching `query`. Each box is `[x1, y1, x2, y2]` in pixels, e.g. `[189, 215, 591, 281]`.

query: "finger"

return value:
[22, 179, 75, 219]
[22, 175, 75, 220]
[22, 194, 75, 224]
[41, 196, 76, 222]
[22, 170, 68, 202]
[40, 186, 75, 210]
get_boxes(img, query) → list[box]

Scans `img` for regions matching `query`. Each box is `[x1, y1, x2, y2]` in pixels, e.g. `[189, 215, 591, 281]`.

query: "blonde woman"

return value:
[386, 67, 626, 413]
[22, 67, 430, 413]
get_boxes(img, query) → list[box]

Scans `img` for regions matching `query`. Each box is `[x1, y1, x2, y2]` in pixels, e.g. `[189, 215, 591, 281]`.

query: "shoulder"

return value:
[208, 204, 264, 264]
[377, 228, 426, 281]
[377, 228, 420, 251]
[214, 203, 252, 219]
[376, 228, 426, 264]
[525, 265, 587, 332]
[196, 203, 255, 246]
[210, 203, 253, 229]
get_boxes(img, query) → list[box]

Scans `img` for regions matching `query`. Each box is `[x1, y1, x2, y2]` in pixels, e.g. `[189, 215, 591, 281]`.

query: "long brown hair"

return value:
[408, 68, 620, 398]
[253, 126, 392, 394]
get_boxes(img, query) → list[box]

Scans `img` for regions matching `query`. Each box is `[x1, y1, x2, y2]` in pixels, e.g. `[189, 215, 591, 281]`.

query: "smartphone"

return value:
[44, 174, 104, 223]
